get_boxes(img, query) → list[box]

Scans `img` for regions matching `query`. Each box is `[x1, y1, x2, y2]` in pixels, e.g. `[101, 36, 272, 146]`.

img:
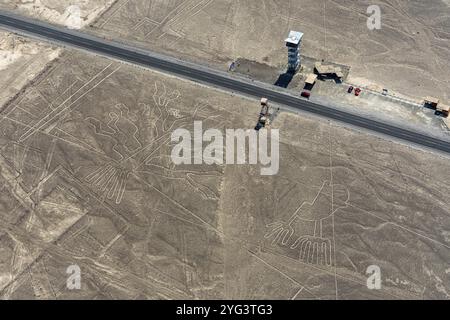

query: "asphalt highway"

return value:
[1, 11, 450, 154]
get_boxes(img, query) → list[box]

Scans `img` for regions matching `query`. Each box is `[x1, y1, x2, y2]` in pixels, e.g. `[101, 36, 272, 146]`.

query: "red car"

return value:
[355, 88, 362, 96]
[301, 90, 311, 99]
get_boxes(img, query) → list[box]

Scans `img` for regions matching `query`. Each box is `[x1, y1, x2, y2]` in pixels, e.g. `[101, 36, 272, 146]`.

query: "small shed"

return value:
[314, 62, 343, 81]
[424, 96, 440, 109]
[305, 74, 318, 85]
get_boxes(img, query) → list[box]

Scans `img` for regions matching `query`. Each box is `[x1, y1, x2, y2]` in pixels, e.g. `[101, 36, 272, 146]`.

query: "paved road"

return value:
[1, 11, 450, 154]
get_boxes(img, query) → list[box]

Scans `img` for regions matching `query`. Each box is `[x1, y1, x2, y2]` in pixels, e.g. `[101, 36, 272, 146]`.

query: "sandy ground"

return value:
[82, 0, 450, 104]
[0, 0, 449, 300]
[0, 0, 115, 29]
[2, 0, 449, 131]
[311, 80, 450, 141]
[0, 31, 60, 107]
[0, 50, 448, 299]
[0, 1, 117, 107]
[229, 55, 450, 139]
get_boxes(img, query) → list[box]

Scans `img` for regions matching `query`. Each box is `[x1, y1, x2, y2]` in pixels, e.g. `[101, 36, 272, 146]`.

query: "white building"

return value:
[285, 31, 303, 72]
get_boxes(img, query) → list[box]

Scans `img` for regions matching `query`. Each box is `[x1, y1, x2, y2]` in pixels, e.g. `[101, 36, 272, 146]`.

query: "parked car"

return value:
[347, 86, 354, 93]
[355, 88, 362, 96]
[301, 90, 311, 99]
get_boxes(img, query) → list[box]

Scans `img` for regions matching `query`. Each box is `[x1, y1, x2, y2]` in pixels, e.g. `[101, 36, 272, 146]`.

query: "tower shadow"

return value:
[274, 70, 295, 88]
